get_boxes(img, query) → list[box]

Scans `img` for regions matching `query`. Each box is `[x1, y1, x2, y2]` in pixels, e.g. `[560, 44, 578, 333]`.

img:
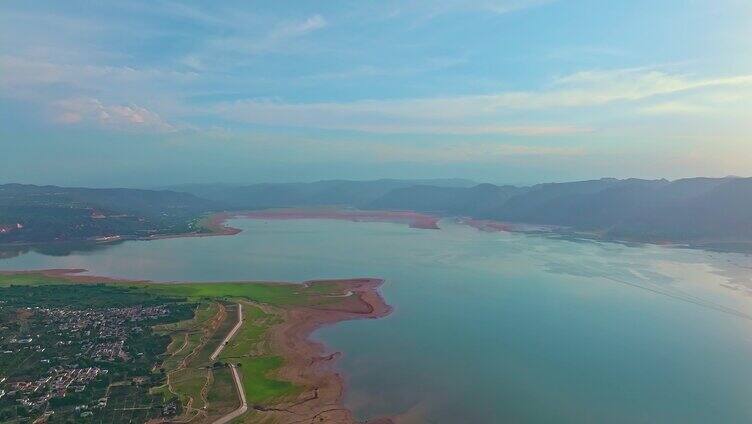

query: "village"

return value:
[0, 301, 174, 420]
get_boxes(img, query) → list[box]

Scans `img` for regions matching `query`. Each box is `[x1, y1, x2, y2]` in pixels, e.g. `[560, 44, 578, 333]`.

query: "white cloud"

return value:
[273, 14, 327, 38]
[365, 142, 585, 163]
[473, 0, 555, 14]
[207, 14, 328, 55]
[53, 97, 175, 132]
[638, 101, 708, 115]
[330, 124, 590, 136]
[0, 55, 196, 99]
[1, 55, 195, 84]
[551, 68, 752, 105]
[386, 0, 555, 19]
[193, 131, 586, 164]
[216, 98, 590, 135]
[214, 68, 752, 135]
[0, 55, 193, 131]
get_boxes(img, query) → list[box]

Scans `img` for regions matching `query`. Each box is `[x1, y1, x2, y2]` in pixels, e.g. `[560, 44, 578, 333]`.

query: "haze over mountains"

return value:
[164, 179, 478, 210]
[2, 177, 751, 251]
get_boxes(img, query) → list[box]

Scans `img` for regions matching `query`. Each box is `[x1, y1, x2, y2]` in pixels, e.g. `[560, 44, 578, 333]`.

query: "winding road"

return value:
[210, 303, 249, 424]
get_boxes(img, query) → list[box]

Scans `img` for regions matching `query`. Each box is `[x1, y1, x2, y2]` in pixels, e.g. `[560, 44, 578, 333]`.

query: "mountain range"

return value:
[2, 177, 751, 251]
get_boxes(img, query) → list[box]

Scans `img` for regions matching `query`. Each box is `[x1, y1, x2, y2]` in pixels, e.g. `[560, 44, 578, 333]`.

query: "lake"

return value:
[2, 218, 752, 423]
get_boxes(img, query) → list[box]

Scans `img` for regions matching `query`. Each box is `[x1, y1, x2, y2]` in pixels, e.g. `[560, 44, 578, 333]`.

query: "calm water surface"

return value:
[2, 219, 752, 423]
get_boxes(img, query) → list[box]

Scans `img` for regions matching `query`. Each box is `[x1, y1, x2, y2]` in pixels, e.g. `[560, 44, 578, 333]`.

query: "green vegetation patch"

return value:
[220, 304, 275, 358]
[205, 366, 238, 416]
[0, 283, 187, 310]
[236, 355, 299, 404]
[140, 280, 347, 308]
[218, 304, 298, 404]
[0, 272, 76, 287]
[0, 272, 348, 307]
[169, 367, 208, 410]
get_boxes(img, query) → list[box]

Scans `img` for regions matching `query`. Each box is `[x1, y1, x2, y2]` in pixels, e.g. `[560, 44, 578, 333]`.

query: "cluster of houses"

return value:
[45, 304, 170, 337]
[0, 303, 173, 418]
[4, 367, 106, 409]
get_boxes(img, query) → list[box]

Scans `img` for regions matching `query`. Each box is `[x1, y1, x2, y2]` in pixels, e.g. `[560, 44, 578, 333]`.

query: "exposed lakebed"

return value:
[2, 218, 752, 423]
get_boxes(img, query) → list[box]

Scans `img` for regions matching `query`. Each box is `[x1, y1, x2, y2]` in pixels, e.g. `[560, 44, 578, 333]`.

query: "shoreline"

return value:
[3, 209, 751, 255]
[237, 208, 440, 230]
[257, 278, 393, 423]
[458, 218, 512, 233]
[0, 268, 148, 283]
[0, 209, 435, 250]
[153, 212, 243, 239]
[0, 269, 394, 424]
[0, 212, 243, 251]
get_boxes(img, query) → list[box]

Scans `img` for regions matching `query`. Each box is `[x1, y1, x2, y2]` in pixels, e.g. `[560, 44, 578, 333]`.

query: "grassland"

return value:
[0, 271, 83, 286]
[138, 280, 344, 306]
[218, 303, 300, 405]
[203, 366, 238, 417]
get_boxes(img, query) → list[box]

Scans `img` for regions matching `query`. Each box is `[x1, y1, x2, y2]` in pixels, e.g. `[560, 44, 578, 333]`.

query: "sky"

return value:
[1, 0, 751, 187]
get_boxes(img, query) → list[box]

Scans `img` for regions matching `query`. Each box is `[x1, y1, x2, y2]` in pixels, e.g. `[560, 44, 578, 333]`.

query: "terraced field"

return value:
[152, 302, 240, 422]
[155, 298, 306, 423]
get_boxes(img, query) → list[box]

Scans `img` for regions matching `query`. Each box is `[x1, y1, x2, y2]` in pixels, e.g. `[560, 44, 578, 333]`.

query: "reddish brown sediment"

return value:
[254, 278, 394, 424]
[196, 212, 243, 236]
[238, 208, 440, 230]
[459, 218, 511, 232]
[146, 212, 242, 241]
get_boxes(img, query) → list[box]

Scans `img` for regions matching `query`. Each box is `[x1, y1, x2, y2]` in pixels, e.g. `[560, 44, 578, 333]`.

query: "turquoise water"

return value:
[2, 219, 752, 423]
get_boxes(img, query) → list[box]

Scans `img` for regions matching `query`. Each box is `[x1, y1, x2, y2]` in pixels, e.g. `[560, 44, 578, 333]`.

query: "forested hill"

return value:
[167, 176, 752, 249]
[366, 177, 752, 249]
[0, 184, 217, 243]
[3, 177, 752, 251]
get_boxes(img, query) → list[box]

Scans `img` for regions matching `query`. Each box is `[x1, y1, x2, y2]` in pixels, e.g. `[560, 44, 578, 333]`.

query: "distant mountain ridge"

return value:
[165, 176, 752, 249]
[163, 178, 477, 209]
[366, 177, 752, 249]
[367, 183, 525, 216]
[0, 183, 216, 243]
[2, 177, 751, 251]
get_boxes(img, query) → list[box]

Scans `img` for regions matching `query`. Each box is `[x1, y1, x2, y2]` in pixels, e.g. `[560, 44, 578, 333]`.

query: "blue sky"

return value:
[1, 0, 751, 186]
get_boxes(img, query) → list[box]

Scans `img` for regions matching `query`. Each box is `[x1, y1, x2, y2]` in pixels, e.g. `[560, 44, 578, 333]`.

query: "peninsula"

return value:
[0, 270, 392, 423]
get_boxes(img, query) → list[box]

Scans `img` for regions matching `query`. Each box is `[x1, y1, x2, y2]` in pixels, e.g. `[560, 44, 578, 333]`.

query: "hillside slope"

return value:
[0, 184, 218, 243]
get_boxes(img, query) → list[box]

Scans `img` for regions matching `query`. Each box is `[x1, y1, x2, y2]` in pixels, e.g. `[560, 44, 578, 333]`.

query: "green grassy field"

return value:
[0, 272, 346, 305]
[138, 281, 341, 306]
[219, 303, 299, 404]
[0, 272, 81, 286]
[204, 366, 239, 417]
